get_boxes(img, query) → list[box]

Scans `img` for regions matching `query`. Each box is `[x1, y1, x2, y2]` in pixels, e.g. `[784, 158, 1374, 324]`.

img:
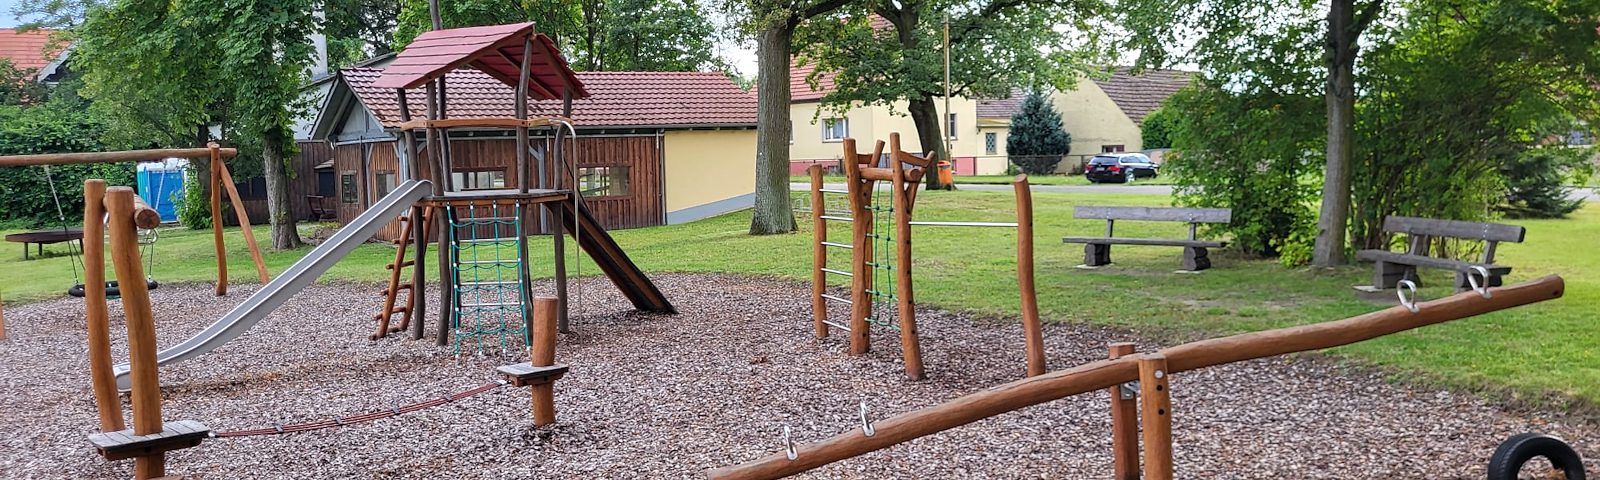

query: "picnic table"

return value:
[5, 227, 84, 260]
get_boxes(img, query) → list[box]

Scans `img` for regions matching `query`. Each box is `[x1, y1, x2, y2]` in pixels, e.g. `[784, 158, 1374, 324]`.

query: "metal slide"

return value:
[113, 180, 433, 390]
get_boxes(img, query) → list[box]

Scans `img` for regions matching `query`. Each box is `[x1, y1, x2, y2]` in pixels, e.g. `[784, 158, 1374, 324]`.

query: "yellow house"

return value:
[790, 66, 1193, 175]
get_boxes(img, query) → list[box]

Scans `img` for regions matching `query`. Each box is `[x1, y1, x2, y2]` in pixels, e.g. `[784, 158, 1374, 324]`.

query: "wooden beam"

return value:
[810, 165, 828, 339]
[107, 187, 166, 479]
[704, 275, 1567, 480]
[1014, 174, 1045, 377]
[890, 132, 924, 381]
[843, 138, 872, 355]
[530, 297, 558, 425]
[1108, 343, 1139, 480]
[210, 150, 227, 296]
[0, 148, 238, 167]
[82, 180, 124, 432]
[127, 193, 161, 230]
[215, 160, 271, 283]
[1139, 354, 1173, 480]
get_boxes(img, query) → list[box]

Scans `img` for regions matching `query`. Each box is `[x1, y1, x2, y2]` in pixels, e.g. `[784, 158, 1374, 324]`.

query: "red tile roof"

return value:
[372, 23, 587, 99]
[0, 29, 63, 72]
[789, 58, 836, 101]
[344, 67, 756, 128]
[975, 89, 1027, 118]
[1091, 68, 1194, 126]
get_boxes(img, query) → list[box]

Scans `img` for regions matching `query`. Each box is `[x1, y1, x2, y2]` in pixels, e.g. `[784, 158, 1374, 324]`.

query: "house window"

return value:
[946, 113, 958, 140]
[316, 170, 337, 196]
[340, 173, 358, 204]
[822, 118, 848, 142]
[985, 132, 997, 155]
[578, 166, 631, 197]
[375, 172, 397, 198]
[452, 169, 507, 190]
[1101, 145, 1125, 153]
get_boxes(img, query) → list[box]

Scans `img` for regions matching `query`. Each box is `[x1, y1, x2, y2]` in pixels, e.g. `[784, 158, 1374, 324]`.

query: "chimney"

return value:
[310, 8, 329, 76]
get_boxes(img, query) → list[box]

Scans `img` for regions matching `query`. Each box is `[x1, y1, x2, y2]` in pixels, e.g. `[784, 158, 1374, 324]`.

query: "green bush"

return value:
[176, 166, 212, 229]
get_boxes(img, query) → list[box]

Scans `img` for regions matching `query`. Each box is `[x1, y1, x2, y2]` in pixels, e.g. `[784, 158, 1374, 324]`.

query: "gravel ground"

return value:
[0, 273, 1593, 479]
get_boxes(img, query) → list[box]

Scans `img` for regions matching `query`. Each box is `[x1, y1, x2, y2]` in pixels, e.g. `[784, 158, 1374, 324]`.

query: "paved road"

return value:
[793, 183, 1600, 202]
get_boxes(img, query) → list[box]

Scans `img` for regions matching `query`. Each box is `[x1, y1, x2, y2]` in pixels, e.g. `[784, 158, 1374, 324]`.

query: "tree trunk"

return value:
[749, 26, 798, 235]
[262, 127, 303, 250]
[1312, 0, 1358, 266]
[906, 97, 948, 190]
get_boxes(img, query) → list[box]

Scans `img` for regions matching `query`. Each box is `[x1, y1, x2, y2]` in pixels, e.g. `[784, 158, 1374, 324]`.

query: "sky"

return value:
[0, 0, 34, 28]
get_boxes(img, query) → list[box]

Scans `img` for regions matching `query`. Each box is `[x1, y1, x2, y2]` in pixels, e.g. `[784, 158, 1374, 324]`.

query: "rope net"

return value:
[447, 202, 531, 355]
[863, 170, 900, 331]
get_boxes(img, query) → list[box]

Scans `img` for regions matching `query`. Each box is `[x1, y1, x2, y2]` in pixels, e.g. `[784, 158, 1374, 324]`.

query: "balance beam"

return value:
[706, 274, 1566, 480]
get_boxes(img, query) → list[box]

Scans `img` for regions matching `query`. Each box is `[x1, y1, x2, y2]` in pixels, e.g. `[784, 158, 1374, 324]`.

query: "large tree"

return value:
[1121, 0, 1382, 265]
[739, 0, 855, 234]
[77, 0, 315, 249]
[794, 0, 1107, 189]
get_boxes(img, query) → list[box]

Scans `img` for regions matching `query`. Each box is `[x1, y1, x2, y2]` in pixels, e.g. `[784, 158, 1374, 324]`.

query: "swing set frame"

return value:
[0, 144, 271, 339]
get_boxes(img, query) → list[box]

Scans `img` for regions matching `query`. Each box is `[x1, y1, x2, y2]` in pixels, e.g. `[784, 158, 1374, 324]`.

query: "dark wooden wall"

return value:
[228, 141, 330, 227]
[331, 134, 665, 241]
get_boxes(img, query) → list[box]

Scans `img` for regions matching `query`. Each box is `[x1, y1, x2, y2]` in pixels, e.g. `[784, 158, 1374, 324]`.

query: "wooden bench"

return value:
[1354, 216, 1524, 292]
[87, 420, 210, 461]
[1062, 206, 1232, 271]
[306, 195, 338, 221]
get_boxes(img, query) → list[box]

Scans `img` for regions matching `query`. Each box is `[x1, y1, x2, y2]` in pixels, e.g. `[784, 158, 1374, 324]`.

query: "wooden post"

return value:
[1015, 175, 1045, 376]
[810, 164, 829, 338]
[214, 158, 270, 283]
[1108, 343, 1138, 480]
[210, 148, 227, 296]
[83, 180, 124, 432]
[107, 187, 165, 480]
[890, 135, 924, 381]
[1139, 354, 1173, 480]
[843, 138, 872, 355]
[530, 297, 558, 425]
[552, 203, 569, 333]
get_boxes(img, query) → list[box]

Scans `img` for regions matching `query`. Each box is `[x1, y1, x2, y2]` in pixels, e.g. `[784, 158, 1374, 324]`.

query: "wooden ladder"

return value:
[372, 207, 433, 339]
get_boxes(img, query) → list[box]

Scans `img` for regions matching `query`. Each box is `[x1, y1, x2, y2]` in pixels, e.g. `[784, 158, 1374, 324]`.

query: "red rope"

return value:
[212, 380, 507, 438]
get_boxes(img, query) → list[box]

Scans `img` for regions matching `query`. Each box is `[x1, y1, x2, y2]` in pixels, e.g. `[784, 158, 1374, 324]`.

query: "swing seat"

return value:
[69, 279, 160, 298]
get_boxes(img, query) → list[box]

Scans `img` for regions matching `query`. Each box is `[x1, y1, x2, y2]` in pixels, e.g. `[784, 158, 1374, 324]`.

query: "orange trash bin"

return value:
[937, 160, 954, 185]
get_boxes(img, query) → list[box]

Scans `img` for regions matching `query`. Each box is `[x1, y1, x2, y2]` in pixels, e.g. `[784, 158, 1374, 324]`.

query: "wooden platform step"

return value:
[88, 420, 210, 460]
[496, 362, 569, 387]
[386, 260, 415, 270]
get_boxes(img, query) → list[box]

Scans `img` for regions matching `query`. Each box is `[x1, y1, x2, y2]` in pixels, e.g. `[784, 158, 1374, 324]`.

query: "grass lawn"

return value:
[3, 192, 1594, 408]
[789, 173, 1176, 186]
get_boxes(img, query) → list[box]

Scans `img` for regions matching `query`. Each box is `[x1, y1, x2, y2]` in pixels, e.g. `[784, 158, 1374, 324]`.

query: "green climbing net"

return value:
[863, 183, 900, 331]
[447, 202, 532, 355]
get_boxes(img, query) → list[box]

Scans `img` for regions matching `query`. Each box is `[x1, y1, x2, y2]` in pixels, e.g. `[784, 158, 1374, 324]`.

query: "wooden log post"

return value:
[214, 157, 270, 283]
[890, 134, 924, 381]
[1015, 175, 1045, 376]
[210, 148, 227, 296]
[1139, 354, 1173, 480]
[843, 138, 872, 355]
[107, 187, 166, 480]
[1108, 343, 1138, 480]
[704, 275, 1566, 480]
[530, 297, 559, 425]
[810, 164, 829, 338]
[83, 180, 124, 432]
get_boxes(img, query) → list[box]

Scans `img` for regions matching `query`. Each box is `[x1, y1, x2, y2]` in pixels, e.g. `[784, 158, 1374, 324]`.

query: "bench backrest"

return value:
[1074, 206, 1232, 224]
[1381, 216, 1524, 243]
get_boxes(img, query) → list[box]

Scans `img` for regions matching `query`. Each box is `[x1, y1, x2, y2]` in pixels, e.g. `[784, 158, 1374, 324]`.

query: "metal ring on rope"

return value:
[1468, 266, 1492, 299]
[859, 402, 875, 437]
[782, 425, 798, 461]
[1397, 280, 1420, 313]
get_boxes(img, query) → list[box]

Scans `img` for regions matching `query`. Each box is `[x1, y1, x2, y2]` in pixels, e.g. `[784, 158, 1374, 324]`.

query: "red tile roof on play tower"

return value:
[371, 22, 588, 100]
[0, 28, 63, 71]
[343, 68, 756, 128]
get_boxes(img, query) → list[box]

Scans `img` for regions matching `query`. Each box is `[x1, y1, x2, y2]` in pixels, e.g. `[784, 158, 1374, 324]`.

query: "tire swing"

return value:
[1487, 433, 1587, 480]
[39, 164, 163, 299]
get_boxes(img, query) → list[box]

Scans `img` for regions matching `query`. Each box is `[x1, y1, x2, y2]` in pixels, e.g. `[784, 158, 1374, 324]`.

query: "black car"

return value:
[1084, 153, 1158, 183]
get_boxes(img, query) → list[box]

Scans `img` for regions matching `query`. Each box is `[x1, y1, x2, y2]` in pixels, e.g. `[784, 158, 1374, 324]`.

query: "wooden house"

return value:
[304, 67, 758, 239]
